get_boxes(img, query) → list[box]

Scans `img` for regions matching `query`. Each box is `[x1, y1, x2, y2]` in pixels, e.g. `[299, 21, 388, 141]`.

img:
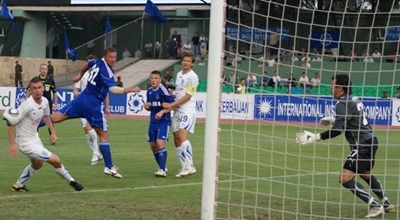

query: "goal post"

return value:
[202, 0, 400, 219]
[201, 0, 225, 219]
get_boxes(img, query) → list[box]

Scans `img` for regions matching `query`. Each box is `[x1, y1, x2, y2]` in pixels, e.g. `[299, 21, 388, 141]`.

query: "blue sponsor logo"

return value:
[128, 93, 145, 114]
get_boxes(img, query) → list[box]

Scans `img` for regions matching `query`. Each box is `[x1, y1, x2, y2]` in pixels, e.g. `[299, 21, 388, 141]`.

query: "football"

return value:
[2, 108, 21, 126]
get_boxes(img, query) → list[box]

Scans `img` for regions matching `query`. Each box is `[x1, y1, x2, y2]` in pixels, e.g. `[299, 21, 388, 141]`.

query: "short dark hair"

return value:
[104, 47, 117, 56]
[333, 74, 352, 95]
[29, 77, 43, 87]
[150, 70, 162, 77]
[181, 52, 195, 63]
[86, 55, 96, 61]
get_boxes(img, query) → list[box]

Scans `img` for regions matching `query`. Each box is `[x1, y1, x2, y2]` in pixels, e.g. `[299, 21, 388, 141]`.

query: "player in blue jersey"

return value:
[51, 47, 140, 179]
[144, 70, 175, 177]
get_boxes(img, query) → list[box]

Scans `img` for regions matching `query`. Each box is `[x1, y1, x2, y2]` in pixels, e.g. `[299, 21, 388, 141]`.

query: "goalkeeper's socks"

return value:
[99, 142, 113, 168]
[342, 179, 379, 206]
[155, 147, 167, 171]
[55, 165, 73, 182]
[175, 146, 187, 170]
[17, 165, 36, 185]
[363, 175, 386, 200]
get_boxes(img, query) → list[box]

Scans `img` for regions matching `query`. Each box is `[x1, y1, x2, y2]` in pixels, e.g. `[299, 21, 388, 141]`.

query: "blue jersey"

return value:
[82, 58, 116, 101]
[146, 84, 174, 125]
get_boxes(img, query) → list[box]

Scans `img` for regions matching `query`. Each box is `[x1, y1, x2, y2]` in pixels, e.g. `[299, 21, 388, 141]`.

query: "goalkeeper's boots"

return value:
[70, 181, 84, 191]
[384, 204, 396, 213]
[104, 166, 122, 179]
[11, 184, 29, 192]
[365, 206, 384, 218]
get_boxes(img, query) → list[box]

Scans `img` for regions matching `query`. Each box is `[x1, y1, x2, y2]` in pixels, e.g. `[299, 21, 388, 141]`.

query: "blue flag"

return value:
[145, 0, 166, 23]
[105, 14, 111, 34]
[1, 2, 17, 30]
[64, 29, 77, 62]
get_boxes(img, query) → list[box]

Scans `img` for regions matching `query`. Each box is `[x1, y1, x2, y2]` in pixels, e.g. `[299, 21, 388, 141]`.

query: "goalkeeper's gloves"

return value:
[320, 116, 335, 126]
[295, 131, 321, 146]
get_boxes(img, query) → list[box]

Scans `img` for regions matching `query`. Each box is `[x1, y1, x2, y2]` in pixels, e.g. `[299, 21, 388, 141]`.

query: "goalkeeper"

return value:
[296, 74, 394, 218]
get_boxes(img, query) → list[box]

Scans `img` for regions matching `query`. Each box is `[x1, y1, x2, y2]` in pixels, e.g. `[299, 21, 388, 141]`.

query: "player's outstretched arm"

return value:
[162, 93, 191, 109]
[320, 116, 335, 126]
[109, 86, 140, 94]
[295, 131, 321, 146]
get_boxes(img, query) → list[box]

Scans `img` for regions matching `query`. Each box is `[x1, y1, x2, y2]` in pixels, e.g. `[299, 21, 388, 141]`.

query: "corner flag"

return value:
[1, 2, 17, 30]
[64, 29, 77, 61]
[145, 0, 166, 23]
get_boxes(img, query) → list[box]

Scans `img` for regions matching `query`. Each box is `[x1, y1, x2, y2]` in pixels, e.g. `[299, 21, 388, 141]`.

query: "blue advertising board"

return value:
[8, 86, 394, 126]
[385, 26, 400, 41]
[226, 25, 290, 42]
[310, 30, 340, 49]
[254, 95, 392, 125]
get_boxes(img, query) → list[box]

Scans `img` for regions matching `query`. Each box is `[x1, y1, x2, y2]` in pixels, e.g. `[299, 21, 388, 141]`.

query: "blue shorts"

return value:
[147, 123, 170, 143]
[59, 95, 108, 131]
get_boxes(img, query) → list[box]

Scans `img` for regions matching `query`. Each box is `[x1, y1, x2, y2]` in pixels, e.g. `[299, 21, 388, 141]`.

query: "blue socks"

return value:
[154, 147, 167, 171]
[99, 142, 113, 168]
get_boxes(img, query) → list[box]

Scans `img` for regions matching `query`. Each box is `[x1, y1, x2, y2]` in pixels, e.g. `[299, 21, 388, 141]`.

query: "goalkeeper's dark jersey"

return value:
[332, 94, 374, 148]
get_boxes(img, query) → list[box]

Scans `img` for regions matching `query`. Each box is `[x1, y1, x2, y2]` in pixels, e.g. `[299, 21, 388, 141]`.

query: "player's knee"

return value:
[31, 160, 43, 170]
[339, 175, 354, 185]
[359, 174, 370, 181]
[47, 155, 62, 168]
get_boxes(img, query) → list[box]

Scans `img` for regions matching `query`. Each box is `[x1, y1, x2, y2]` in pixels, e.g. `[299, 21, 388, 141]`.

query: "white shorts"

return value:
[16, 136, 52, 161]
[80, 118, 88, 128]
[172, 111, 196, 134]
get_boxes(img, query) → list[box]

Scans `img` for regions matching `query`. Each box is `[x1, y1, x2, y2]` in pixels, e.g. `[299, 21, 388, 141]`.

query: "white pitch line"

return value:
[0, 171, 339, 200]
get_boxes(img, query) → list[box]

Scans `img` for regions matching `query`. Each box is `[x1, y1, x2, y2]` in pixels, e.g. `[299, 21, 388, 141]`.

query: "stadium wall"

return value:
[0, 57, 85, 86]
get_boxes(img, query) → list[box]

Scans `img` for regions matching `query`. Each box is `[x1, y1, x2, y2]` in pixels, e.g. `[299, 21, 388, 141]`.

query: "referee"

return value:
[26, 63, 58, 144]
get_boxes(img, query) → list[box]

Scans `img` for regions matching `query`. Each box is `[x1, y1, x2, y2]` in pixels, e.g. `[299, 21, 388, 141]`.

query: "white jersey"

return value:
[74, 71, 90, 92]
[16, 96, 50, 138]
[174, 69, 199, 114]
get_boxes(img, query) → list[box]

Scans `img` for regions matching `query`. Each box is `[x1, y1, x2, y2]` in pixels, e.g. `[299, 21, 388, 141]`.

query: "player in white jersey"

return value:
[73, 55, 103, 165]
[162, 53, 199, 177]
[6, 78, 83, 192]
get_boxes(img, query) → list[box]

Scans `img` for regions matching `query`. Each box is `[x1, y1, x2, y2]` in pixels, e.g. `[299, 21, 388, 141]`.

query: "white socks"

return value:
[175, 140, 194, 170]
[55, 165, 74, 182]
[87, 129, 100, 155]
[16, 165, 36, 186]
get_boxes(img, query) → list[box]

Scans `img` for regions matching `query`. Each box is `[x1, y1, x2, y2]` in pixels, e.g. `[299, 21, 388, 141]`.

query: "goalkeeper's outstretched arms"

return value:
[296, 129, 342, 146]
[320, 116, 335, 126]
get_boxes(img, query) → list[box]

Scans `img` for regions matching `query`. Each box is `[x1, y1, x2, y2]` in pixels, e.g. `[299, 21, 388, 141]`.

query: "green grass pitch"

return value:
[0, 118, 399, 220]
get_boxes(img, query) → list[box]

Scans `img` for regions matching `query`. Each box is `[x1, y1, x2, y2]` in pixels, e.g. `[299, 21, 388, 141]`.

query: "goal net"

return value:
[203, 0, 400, 219]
